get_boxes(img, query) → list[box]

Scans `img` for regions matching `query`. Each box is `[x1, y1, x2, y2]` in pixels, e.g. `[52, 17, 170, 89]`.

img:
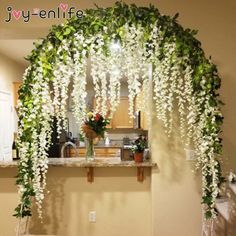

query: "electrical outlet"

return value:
[89, 211, 96, 222]
[185, 149, 196, 161]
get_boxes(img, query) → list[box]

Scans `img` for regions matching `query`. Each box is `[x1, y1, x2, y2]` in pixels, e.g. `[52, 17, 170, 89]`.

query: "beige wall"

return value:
[1, 167, 151, 236]
[0, 52, 23, 93]
[0, 0, 236, 236]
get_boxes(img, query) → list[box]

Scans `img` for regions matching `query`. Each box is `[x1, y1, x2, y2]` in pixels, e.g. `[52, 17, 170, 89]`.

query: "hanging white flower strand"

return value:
[108, 64, 122, 118]
[172, 56, 186, 139]
[136, 62, 152, 127]
[90, 35, 108, 117]
[71, 33, 88, 131]
[153, 42, 177, 134]
[123, 24, 144, 118]
[34, 70, 53, 218]
[107, 39, 123, 118]
[52, 40, 73, 135]
[184, 65, 196, 146]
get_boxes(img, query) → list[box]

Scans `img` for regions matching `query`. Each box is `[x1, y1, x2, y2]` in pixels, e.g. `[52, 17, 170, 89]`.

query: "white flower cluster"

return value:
[148, 23, 222, 216]
[153, 42, 178, 134]
[122, 24, 144, 118]
[107, 45, 123, 118]
[72, 32, 88, 132]
[184, 65, 196, 145]
[135, 63, 152, 126]
[53, 40, 73, 135]
[90, 34, 109, 117]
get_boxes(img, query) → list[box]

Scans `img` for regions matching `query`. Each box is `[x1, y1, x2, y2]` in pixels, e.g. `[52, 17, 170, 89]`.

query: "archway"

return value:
[15, 1, 223, 222]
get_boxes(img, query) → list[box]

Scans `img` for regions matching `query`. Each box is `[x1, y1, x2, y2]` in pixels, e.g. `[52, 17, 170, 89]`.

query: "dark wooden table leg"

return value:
[137, 167, 144, 182]
[87, 167, 94, 183]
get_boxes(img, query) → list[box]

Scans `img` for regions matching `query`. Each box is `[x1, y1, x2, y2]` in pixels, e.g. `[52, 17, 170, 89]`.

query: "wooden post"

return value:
[137, 167, 144, 182]
[86, 167, 94, 183]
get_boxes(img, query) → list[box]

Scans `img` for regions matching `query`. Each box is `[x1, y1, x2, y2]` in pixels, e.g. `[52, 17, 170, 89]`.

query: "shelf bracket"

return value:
[86, 167, 94, 183]
[85, 166, 150, 183]
[137, 167, 145, 182]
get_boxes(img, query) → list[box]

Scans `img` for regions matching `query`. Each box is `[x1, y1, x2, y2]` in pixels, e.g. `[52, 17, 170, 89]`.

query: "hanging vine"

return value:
[15, 1, 223, 221]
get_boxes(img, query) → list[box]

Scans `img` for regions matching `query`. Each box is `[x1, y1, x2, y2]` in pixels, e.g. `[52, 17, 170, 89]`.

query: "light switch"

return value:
[185, 149, 196, 161]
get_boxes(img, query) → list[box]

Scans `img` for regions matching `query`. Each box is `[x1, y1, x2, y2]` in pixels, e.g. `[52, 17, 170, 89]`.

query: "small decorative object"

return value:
[131, 136, 147, 163]
[228, 171, 236, 183]
[82, 112, 109, 161]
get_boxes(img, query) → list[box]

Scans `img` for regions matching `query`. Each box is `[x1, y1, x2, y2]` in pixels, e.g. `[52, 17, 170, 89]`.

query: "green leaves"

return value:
[55, 31, 63, 41]
[14, 202, 32, 218]
[205, 210, 213, 219]
[202, 195, 213, 205]
[173, 13, 179, 20]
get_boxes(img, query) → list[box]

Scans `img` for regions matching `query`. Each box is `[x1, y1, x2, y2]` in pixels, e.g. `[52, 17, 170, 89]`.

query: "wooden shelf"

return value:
[0, 158, 157, 183]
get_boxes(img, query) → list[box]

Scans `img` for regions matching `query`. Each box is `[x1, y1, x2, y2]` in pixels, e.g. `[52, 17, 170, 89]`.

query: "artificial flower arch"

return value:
[15, 2, 223, 220]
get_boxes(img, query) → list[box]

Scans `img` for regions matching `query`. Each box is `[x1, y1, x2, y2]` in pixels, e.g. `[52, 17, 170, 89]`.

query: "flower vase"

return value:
[85, 137, 95, 161]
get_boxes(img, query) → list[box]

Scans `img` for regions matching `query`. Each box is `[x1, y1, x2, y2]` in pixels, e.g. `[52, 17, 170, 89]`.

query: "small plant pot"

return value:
[134, 152, 144, 163]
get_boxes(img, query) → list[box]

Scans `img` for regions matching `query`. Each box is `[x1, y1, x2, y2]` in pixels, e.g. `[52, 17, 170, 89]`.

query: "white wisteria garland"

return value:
[71, 32, 88, 132]
[17, 59, 53, 219]
[15, 2, 223, 224]
[90, 34, 109, 117]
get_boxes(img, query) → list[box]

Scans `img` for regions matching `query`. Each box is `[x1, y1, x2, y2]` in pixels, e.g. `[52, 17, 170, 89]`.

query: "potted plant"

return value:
[131, 137, 147, 163]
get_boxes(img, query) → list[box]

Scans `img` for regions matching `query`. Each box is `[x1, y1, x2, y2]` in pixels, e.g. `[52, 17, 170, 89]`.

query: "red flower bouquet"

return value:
[82, 112, 110, 138]
[82, 112, 110, 161]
